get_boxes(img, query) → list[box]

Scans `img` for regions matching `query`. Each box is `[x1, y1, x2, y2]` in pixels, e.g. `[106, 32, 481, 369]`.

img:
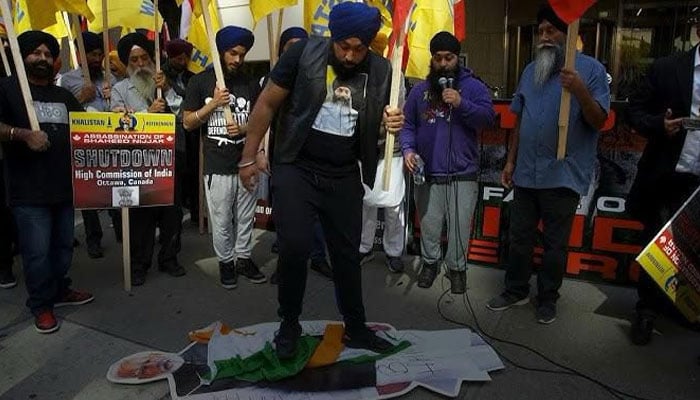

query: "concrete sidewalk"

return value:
[1, 219, 698, 400]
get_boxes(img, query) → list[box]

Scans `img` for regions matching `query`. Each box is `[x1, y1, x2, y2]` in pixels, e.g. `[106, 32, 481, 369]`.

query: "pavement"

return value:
[1, 213, 699, 400]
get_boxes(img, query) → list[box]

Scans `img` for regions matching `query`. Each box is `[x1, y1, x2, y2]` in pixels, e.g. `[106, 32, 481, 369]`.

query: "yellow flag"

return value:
[184, 0, 221, 74]
[250, 0, 297, 27]
[14, 0, 93, 34]
[87, 0, 162, 32]
[405, 0, 455, 79]
[304, 0, 391, 40]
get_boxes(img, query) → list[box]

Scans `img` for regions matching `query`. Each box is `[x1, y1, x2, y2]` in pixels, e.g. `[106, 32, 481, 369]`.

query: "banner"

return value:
[70, 111, 176, 209]
[249, 0, 297, 27]
[636, 187, 700, 322]
[14, 0, 69, 38]
[13, 0, 94, 31]
[87, 0, 162, 32]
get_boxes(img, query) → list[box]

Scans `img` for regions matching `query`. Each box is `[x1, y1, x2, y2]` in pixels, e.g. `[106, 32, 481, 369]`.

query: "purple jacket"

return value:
[399, 67, 495, 178]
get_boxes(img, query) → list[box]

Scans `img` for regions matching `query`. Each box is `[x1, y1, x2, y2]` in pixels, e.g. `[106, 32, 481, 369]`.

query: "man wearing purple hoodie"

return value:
[400, 31, 495, 294]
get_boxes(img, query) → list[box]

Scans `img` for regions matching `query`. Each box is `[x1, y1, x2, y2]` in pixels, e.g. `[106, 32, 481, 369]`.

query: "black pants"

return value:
[81, 209, 122, 248]
[273, 164, 366, 330]
[505, 186, 580, 303]
[184, 131, 201, 221]
[635, 174, 699, 315]
[130, 152, 185, 271]
[0, 162, 14, 272]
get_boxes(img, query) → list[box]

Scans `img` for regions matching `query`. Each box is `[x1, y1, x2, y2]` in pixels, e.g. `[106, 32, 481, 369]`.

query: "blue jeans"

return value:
[13, 203, 74, 314]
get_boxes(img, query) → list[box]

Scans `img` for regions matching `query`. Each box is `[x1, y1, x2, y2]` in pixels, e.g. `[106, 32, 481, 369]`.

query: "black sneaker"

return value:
[344, 326, 393, 353]
[448, 269, 466, 294]
[417, 262, 438, 288]
[386, 256, 405, 273]
[236, 258, 266, 284]
[219, 261, 237, 289]
[486, 292, 529, 311]
[310, 259, 333, 280]
[131, 268, 146, 287]
[536, 302, 557, 324]
[630, 312, 654, 346]
[274, 319, 302, 360]
[87, 244, 104, 259]
[0, 268, 17, 289]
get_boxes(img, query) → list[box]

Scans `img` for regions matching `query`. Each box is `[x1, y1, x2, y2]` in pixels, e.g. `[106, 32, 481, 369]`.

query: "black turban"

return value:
[537, 4, 568, 34]
[18, 30, 59, 60]
[328, 2, 381, 47]
[430, 31, 460, 56]
[79, 31, 102, 54]
[216, 26, 254, 53]
[117, 32, 154, 65]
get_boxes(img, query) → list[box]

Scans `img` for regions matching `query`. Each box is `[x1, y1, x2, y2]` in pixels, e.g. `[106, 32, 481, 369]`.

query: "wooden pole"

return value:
[276, 9, 285, 63]
[121, 208, 132, 291]
[198, 134, 206, 234]
[102, 0, 112, 110]
[0, 0, 39, 130]
[199, 0, 234, 126]
[70, 14, 91, 86]
[266, 15, 277, 67]
[62, 12, 80, 70]
[556, 19, 580, 160]
[154, 0, 162, 99]
[0, 40, 10, 77]
[382, 5, 413, 191]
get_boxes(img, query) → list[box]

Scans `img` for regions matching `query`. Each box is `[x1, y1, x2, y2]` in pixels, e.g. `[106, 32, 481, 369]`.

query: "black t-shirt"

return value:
[0, 77, 83, 206]
[270, 41, 368, 176]
[182, 69, 260, 175]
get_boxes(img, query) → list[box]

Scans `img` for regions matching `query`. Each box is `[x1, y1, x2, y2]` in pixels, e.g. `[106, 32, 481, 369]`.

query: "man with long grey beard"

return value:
[486, 5, 609, 324]
[112, 32, 186, 286]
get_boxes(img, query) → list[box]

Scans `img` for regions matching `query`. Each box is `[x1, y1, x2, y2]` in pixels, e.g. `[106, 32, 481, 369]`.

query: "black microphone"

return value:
[438, 77, 449, 90]
[447, 77, 454, 89]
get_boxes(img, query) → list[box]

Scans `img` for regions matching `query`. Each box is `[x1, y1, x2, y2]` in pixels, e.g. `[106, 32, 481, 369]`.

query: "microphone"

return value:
[447, 77, 454, 89]
[438, 77, 449, 90]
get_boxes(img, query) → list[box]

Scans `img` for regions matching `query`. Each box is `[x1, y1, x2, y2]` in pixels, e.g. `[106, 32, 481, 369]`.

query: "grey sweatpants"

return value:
[204, 174, 256, 263]
[414, 180, 478, 271]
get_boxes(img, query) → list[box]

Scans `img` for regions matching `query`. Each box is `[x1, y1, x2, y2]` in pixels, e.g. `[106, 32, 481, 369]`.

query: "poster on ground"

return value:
[70, 111, 176, 209]
[636, 187, 700, 322]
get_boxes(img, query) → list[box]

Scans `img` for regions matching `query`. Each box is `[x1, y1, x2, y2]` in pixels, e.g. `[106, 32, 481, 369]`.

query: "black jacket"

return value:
[272, 37, 391, 188]
[626, 45, 700, 218]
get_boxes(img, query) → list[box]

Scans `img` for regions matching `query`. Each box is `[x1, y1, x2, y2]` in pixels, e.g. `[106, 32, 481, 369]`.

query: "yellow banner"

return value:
[87, 0, 162, 32]
[14, 0, 69, 38]
[185, 0, 221, 74]
[250, 0, 297, 27]
[405, 0, 456, 79]
[70, 111, 175, 134]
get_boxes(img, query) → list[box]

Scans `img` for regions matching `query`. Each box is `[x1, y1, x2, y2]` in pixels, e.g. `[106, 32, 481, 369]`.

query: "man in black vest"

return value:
[240, 2, 404, 358]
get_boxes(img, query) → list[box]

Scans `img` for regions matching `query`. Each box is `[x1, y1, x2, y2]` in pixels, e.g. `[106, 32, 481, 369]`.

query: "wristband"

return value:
[237, 159, 256, 168]
[9, 127, 15, 141]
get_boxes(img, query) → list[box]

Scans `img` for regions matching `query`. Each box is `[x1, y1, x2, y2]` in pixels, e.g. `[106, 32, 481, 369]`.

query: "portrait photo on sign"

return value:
[107, 351, 185, 384]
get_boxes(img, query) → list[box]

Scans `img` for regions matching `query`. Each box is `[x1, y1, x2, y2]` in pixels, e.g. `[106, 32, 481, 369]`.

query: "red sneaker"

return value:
[54, 289, 95, 308]
[35, 310, 59, 334]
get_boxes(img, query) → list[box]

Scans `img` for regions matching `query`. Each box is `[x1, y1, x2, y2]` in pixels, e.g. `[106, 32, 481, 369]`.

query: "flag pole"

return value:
[70, 14, 91, 87]
[199, 0, 234, 126]
[154, 0, 162, 99]
[102, 0, 112, 110]
[382, 3, 413, 191]
[0, 0, 39, 130]
[62, 12, 80, 70]
[0, 39, 10, 77]
[556, 19, 579, 160]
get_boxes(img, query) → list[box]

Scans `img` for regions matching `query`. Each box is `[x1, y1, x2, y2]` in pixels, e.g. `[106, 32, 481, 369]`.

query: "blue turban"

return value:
[216, 26, 254, 53]
[279, 27, 307, 56]
[328, 2, 381, 47]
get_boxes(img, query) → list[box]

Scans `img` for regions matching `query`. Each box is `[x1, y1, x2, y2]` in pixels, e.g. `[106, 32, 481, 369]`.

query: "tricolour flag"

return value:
[549, 0, 596, 24]
[249, 0, 297, 27]
[87, 0, 162, 32]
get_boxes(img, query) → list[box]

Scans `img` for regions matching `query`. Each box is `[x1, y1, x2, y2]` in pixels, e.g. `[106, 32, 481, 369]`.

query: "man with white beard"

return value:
[112, 32, 186, 286]
[486, 5, 609, 324]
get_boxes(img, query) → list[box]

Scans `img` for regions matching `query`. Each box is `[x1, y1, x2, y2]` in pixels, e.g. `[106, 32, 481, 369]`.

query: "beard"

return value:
[128, 64, 156, 103]
[26, 60, 53, 80]
[534, 43, 563, 86]
[426, 63, 459, 105]
[88, 65, 103, 80]
[329, 53, 367, 81]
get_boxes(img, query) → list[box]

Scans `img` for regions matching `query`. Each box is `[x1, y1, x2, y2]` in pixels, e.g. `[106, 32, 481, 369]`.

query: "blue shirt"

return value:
[511, 52, 610, 195]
